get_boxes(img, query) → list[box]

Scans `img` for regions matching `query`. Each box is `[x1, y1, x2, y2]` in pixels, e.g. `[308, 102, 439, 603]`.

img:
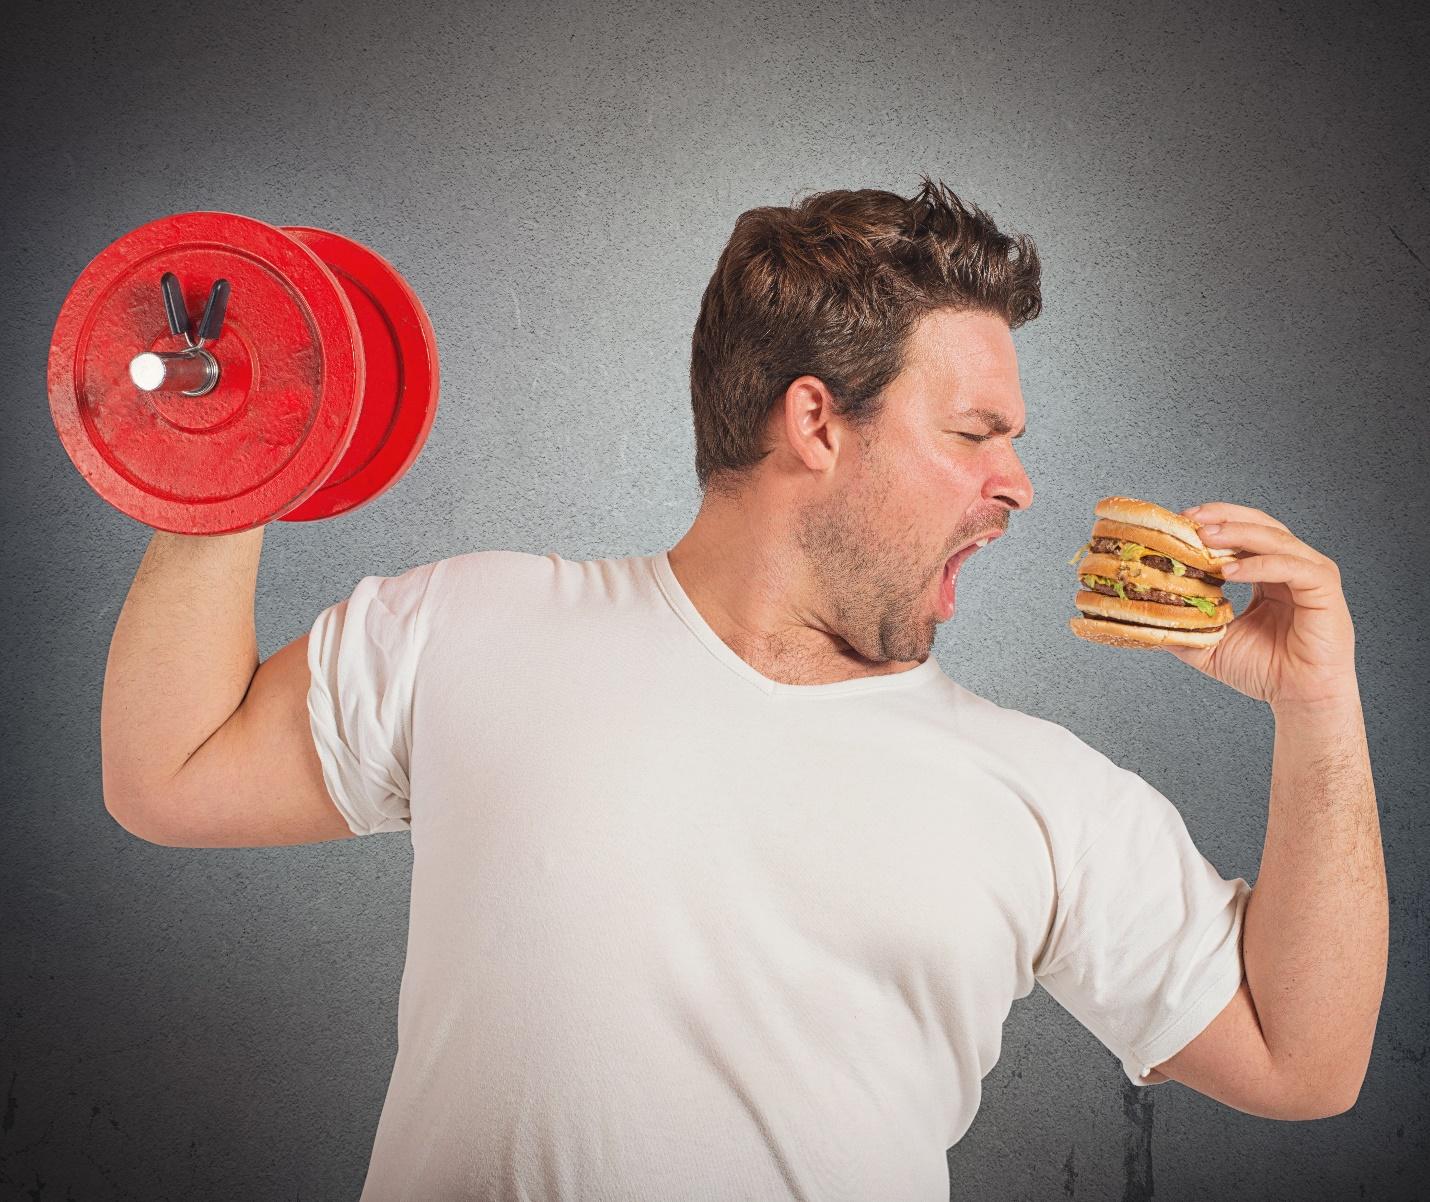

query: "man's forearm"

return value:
[1243, 680, 1387, 1108]
[101, 528, 265, 813]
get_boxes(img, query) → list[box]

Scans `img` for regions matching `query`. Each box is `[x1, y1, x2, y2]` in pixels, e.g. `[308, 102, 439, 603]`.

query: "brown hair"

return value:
[688, 176, 1042, 498]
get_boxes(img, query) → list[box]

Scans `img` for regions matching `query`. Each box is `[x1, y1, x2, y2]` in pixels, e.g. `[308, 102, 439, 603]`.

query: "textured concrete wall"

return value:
[3, 0, 1425, 1197]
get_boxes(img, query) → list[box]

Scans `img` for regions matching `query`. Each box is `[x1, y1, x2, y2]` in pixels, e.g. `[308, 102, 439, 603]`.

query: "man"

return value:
[100, 178, 1385, 1201]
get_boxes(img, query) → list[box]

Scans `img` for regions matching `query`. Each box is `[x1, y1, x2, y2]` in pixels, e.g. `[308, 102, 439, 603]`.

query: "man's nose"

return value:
[987, 450, 1034, 511]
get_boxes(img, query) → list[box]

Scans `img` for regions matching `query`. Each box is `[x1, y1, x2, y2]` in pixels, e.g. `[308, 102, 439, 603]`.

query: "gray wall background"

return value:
[3, 0, 1426, 1197]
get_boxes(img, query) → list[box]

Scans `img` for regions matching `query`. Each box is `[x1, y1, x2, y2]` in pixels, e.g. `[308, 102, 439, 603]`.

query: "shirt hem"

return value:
[1123, 941, 1246, 1086]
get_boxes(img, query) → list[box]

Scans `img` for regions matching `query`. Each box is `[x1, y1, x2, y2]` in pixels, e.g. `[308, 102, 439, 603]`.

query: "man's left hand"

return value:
[1163, 502, 1358, 709]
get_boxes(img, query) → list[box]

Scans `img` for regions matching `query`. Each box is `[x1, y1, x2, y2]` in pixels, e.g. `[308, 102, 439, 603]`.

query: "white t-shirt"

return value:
[306, 548, 1250, 1202]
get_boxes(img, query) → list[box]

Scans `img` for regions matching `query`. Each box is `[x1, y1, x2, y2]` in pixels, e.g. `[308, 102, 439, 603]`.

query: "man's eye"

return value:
[957, 433, 989, 443]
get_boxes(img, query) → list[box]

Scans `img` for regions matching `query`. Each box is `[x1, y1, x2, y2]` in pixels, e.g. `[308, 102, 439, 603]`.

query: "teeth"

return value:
[974, 538, 989, 547]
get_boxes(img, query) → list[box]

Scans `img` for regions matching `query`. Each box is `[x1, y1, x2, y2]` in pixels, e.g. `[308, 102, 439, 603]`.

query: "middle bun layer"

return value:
[1076, 552, 1226, 601]
[1074, 588, 1233, 630]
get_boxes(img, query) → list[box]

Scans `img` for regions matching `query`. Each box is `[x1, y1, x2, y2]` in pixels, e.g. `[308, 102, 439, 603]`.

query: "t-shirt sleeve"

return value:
[305, 560, 443, 836]
[1033, 759, 1252, 1086]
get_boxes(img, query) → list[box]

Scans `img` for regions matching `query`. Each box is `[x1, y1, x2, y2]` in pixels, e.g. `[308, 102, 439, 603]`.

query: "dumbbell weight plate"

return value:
[47, 211, 363, 534]
[277, 226, 439, 522]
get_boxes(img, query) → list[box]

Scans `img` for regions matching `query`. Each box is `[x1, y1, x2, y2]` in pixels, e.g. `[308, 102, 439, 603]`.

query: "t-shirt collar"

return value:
[648, 550, 942, 699]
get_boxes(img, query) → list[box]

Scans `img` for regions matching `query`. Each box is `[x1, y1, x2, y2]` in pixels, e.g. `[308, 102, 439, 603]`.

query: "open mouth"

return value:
[937, 537, 992, 618]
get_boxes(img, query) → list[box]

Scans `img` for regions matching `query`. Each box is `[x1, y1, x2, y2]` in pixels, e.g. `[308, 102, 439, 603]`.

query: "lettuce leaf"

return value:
[1066, 541, 1092, 567]
[1183, 594, 1218, 616]
[1081, 572, 1128, 600]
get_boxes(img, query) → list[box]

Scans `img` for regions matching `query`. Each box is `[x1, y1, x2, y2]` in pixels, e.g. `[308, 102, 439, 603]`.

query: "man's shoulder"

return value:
[427, 548, 648, 617]
[944, 679, 1080, 739]
[440, 546, 560, 577]
[942, 680, 1121, 774]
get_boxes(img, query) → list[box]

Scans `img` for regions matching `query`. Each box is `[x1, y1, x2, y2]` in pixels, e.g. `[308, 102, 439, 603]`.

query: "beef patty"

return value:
[1089, 537, 1222, 583]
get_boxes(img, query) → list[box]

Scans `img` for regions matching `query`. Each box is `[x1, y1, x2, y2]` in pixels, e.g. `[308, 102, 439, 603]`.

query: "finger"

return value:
[1180, 502, 1291, 533]
[1193, 519, 1326, 563]
[1212, 550, 1342, 601]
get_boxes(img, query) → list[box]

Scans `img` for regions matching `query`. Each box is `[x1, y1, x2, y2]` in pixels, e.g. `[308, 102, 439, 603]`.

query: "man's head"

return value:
[678, 178, 1041, 671]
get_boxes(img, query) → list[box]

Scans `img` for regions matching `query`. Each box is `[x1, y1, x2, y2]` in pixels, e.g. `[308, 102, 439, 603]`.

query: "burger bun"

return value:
[1068, 616, 1228, 650]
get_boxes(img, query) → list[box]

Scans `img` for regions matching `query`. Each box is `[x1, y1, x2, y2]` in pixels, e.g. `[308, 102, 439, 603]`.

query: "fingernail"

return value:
[1183, 506, 1202, 516]
[1222, 561, 1239, 575]
[1201, 523, 1221, 534]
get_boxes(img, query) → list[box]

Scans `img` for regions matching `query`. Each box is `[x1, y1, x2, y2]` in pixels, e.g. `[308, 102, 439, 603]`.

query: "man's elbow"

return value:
[1313, 1075, 1367, 1119]
[1288, 1070, 1367, 1120]
[103, 789, 179, 847]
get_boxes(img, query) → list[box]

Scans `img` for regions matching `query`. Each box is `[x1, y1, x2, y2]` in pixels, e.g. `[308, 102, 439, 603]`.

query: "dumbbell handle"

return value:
[129, 348, 220, 396]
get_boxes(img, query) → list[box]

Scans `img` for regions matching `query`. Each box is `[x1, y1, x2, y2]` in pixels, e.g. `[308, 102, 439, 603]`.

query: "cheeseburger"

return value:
[1068, 496, 1239, 649]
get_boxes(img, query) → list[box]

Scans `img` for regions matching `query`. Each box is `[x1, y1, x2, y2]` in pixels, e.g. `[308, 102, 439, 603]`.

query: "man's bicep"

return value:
[141, 633, 357, 848]
[1151, 970, 1341, 1120]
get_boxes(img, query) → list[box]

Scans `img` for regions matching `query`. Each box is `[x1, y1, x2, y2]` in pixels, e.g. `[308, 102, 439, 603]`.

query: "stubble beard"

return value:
[792, 444, 935, 666]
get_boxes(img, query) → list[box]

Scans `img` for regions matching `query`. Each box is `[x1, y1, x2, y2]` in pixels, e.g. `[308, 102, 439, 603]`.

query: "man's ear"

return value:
[779, 375, 842, 474]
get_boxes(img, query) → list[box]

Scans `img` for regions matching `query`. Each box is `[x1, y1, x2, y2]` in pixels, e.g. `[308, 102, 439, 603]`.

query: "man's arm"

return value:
[1243, 687, 1386, 1112]
[101, 527, 264, 836]
[1147, 502, 1386, 1117]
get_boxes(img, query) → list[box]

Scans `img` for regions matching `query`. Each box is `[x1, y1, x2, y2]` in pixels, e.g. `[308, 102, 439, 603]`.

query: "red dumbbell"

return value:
[48, 211, 440, 534]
